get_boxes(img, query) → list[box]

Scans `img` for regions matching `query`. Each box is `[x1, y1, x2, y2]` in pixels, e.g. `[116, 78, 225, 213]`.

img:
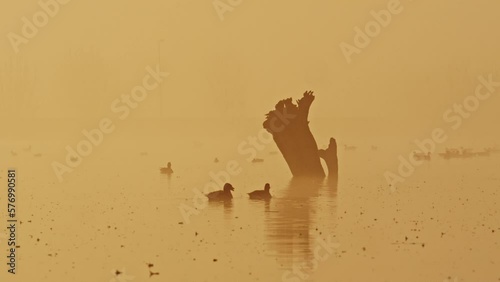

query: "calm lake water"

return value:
[1, 120, 499, 282]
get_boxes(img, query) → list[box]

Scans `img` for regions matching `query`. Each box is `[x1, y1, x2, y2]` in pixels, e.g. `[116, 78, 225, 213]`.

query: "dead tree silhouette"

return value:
[263, 91, 338, 178]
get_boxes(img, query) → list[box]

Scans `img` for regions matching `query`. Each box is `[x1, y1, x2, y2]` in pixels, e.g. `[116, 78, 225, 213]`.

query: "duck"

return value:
[206, 183, 234, 201]
[248, 183, 272, 200]
[160, 162, 173, 174]
[413, 151, 431, 161]
[344, 145, 357, 151]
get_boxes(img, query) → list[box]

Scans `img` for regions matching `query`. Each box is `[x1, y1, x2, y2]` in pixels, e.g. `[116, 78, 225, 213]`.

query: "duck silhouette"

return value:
[160, 162, 173, 174]
[248, 183, 272, 200]
[206, 183, 234, 201]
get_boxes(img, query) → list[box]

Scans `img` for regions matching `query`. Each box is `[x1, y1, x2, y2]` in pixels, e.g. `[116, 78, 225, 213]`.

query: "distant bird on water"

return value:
[160, 162, 173, 174]
[206, 183, 234, 201]
[248, 183, 272, 200]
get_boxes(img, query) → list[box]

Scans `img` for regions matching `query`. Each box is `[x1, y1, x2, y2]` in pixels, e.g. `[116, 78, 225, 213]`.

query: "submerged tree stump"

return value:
[318, 138, 338, 177]
[263, 91, 338, 178]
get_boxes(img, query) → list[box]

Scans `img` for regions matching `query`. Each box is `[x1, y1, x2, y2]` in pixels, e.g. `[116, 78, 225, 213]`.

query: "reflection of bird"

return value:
[33, 153, 42, 157]
[252, 158, 264, 163]
[206, 183, 234, 201]
[248, 183, 272, 200]
[160, 162, 173, 174]
[214, 158, 219, 163]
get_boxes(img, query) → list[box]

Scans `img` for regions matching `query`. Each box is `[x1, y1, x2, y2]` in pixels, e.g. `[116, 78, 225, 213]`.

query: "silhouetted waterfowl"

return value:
[486, 146, 500, 154]
[252, 158, 264, 163]
[214, 158, 219, 163]
[460, 148, 474, 158]
[439, 148, 459, 159]
[10, 150, 17, 156]
[70, 156, 79, 162]
[476, 150, 491, 157]
[344, 145, 357, 151]
[160, 162, 173, 174]
[413, 151, 431, 161]
[206, 183, 234, 201]
[34, 153, 42, 157]
[439, 148, 474, 159]
[248, 183, 272, 200]
[440, 147, 495, 158]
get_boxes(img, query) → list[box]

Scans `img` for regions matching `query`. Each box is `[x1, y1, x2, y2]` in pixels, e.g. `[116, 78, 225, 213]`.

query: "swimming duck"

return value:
[160, 162, 173, 174]
[206, 183, 234, 201]
[248, 183, 272, 200]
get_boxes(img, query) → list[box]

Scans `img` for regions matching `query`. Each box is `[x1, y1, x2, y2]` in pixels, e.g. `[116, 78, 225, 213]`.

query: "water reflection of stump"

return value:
[160, 173, 172, 189]
[265, 177, 338, 271]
